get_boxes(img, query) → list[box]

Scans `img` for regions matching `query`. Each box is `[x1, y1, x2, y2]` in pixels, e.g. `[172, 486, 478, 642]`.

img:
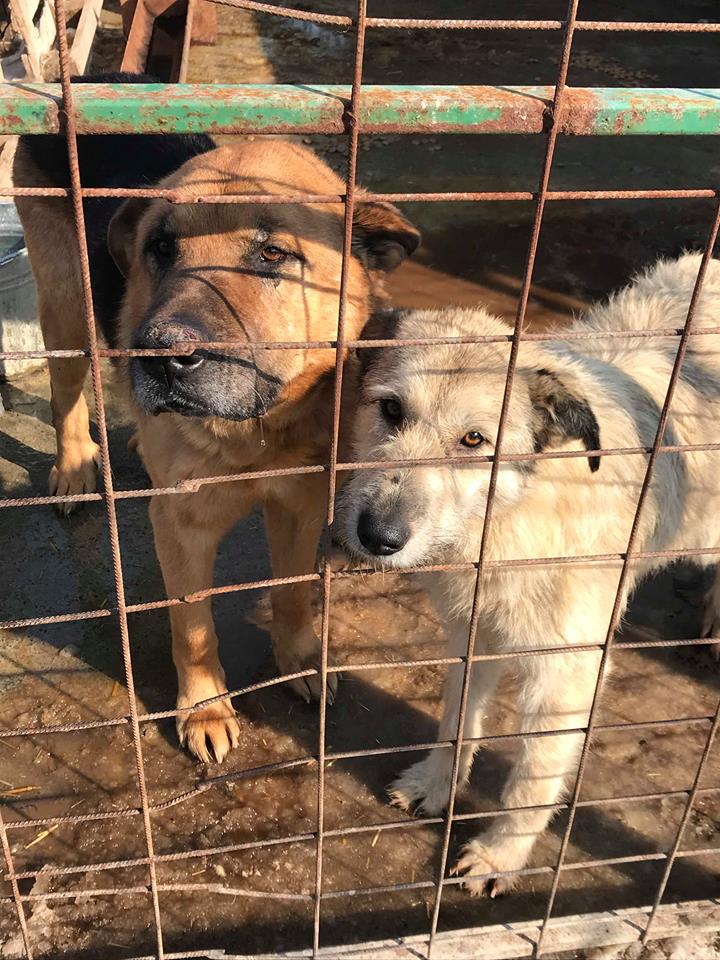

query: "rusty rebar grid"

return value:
[425, 2, 582, 953]
[50, 0, 166, 955]
[10, 436, 720, 512]
[7, 315, 720, 363]
[312, 1, 367, 954]
[533, 198, 720, 957]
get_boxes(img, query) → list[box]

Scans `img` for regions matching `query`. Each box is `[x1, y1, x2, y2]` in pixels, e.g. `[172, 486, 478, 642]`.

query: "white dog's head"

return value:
[336, 307, 600, 569]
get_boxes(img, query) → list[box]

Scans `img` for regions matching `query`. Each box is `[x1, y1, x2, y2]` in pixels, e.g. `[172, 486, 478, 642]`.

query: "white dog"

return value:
[336, 253, 720, 896]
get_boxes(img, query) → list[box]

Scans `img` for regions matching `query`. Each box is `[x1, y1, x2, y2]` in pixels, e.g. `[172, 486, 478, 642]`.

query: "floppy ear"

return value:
[528, 368, 601, 472]
[107, 197, 152, 278]
[352, 199, 421, 273]
[357, 309, 402, 374]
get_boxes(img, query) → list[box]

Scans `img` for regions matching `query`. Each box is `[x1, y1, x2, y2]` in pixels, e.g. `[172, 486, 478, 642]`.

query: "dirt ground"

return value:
[2, 2, 720, 958]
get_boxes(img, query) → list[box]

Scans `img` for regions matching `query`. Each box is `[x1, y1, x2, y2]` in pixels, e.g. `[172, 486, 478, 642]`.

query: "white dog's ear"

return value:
[356, 310, 403, 374]
[528, 368, 601, 472]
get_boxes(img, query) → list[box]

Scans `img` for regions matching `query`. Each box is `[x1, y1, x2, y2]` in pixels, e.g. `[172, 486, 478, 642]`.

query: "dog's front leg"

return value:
[390, 621, 505, 815]
[263, 480, 335, 703]
[454, 649, 600, 897]
[150, 489, 248, 763]
[39, 294, 101, 512]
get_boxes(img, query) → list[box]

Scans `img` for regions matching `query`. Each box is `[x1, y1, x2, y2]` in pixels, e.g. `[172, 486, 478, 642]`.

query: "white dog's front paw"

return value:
[451, 839, 525, 898]
[388, 754, 458, 816]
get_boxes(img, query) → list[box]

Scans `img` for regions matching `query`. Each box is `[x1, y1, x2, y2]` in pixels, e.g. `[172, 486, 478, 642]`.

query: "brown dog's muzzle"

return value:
[130, 313, 281, 421]
[137, 317, 205, 389]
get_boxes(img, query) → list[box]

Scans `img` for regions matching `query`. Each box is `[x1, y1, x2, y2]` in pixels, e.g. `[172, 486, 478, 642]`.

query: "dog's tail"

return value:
[580, 251, 720, 340]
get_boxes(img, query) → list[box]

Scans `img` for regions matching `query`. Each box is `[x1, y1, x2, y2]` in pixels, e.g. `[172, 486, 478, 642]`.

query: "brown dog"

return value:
[14, 115, 419, 762]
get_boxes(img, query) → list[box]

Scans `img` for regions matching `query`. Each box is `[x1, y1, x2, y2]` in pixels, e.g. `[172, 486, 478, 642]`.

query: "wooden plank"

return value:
[284, 899, 720, 959]
[120, 0, 179, 73]
[190, 0, 216, 45]
[120, 0, 156, 72]
[69, 0, 103, 74]
[126, 899, 715, 959]
[8, 0, 46, 79]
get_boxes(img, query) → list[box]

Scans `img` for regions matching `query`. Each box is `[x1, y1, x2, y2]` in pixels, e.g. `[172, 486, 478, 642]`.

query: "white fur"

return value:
[337, 254, 720, 896]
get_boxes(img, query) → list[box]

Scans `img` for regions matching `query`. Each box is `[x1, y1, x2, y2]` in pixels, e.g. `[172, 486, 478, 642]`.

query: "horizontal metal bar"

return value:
[206, 1, 720, 34]
[7, 434, 720, 512]
[8, 322, 720, 363]
[371, 20, 720, 33]
[8, 783, 720, 850]
[2, 186, 717, 204]
[3, 835, 714, 892]
[4, 84, 720, 136]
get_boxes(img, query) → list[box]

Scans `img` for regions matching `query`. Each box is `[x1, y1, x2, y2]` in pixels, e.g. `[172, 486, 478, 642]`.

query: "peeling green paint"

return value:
[1, 83, 720, 136]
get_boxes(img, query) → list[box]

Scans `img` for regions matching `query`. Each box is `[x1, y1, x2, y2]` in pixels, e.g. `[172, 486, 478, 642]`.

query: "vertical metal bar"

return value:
[642, 693, 720, 943]
[179, 0, 195, 83]
[312, 1, 367, 955]
[0, 812, 33, 959]
[53, 2, 166, 956]
[425, 3, 581, 955]
[534, 199, 720, 958]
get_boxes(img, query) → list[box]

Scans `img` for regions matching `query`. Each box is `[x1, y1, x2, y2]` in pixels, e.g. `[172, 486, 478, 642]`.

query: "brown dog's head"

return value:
[108, 141, 419, 421]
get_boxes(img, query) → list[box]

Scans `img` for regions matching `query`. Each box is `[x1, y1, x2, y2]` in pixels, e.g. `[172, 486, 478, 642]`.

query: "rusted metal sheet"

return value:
[2, 83, 720, 136]
[0, 82, 58, 133]
[557, 86, 720, 135]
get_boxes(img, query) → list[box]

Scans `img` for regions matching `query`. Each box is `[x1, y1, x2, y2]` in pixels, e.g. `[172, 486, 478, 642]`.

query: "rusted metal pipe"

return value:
[3, 84, 720, 136]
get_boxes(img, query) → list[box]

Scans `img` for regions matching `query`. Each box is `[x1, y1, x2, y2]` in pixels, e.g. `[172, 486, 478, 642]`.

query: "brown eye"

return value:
[261, 245, 287, 263]
[460, 431, 485, 448]
[380, 398, 403, 425]
[146, 233, 176, 262]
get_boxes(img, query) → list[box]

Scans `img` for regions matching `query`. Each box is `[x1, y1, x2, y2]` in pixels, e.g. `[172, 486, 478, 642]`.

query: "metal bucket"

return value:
[0, 201, 42, 381]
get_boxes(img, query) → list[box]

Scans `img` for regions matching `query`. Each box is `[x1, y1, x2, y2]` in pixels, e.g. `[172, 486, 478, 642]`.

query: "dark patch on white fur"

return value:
[529, 368, 601, 472]
[357, 309, 406, 375]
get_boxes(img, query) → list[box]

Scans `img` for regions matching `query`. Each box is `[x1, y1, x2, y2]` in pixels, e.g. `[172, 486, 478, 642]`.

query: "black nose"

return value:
[162, 351, 205, 382]
[357, 510, 410, 556]
[137, 318, 206, 387]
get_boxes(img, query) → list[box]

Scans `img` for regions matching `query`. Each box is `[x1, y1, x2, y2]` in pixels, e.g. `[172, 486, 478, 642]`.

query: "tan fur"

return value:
[338, 254, 720, 895]
[14, 138, 418, 762]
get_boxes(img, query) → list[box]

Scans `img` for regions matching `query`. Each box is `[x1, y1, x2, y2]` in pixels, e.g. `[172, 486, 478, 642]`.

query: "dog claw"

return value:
[285, 662, 338, 705]
[388, 757, 454, 817]
[176, 699, 241, 764]
[48, 443, 102, 516]
[451, 843, 517, 898]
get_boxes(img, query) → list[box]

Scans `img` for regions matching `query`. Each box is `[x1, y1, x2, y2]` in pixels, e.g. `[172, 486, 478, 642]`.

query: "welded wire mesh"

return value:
[1, 2, 720, 959]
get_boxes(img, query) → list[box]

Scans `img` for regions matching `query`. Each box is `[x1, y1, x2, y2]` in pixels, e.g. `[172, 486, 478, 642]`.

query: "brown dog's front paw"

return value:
[289, 664, 338, 705]
[176, 696, 240, 764]
[49, 441, 101, 516]
[274, 643, 338, 705]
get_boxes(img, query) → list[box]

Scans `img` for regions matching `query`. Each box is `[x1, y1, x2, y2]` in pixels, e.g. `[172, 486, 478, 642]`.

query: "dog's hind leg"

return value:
[264, 479, 336, 703]
[389, 621, 505, 815]
[453, 648, 600, 898]
[702, 566, 720, 659]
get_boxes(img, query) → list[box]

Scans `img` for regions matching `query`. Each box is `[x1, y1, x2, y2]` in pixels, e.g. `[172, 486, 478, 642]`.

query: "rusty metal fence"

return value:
[2, 1, 720, 958]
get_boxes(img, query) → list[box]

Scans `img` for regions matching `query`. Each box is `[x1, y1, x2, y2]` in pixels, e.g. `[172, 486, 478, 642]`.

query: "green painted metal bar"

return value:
[2, 83, 720, 136]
